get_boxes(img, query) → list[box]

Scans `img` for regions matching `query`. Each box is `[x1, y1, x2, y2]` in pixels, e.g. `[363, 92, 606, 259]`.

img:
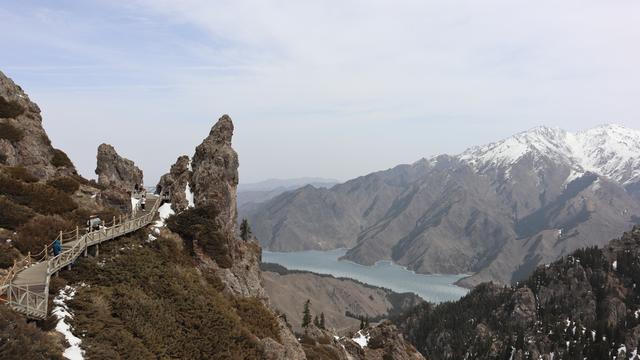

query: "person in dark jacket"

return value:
[52, 239, 62, 256]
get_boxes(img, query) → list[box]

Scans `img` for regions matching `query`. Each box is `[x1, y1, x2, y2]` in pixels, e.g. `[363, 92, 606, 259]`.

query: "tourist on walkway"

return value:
[140, 195, 146, 211]
[52, 238, 61, 256]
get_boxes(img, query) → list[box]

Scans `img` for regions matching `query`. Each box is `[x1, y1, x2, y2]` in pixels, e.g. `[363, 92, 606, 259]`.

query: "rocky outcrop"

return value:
[191, 115, 239, 237]
[363, 322, 425, 360]
[0, 71, 76, 179]
[157, 155, 192, 212]
[162, 115, 306, 359]
[300, 323, 425, 360]
[95, 143, 143, 190]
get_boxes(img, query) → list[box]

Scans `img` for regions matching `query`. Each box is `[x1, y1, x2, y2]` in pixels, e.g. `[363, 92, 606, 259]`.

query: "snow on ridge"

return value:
[53, 286, 85, 360]
[352, 330, 370, 348]
[458, 124, 640, 183]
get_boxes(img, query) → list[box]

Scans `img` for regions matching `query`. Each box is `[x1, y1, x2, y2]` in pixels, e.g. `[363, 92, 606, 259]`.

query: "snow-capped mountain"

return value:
[459, 124, 640, 185]
[246, 124, 640, 287]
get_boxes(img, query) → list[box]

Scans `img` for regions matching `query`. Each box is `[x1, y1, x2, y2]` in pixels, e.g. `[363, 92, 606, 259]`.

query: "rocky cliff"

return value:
[246, 125, 640, 286]
[397, 227, 640, 359]
[95, 143, 143, 190]
[0, 71, 76, 180]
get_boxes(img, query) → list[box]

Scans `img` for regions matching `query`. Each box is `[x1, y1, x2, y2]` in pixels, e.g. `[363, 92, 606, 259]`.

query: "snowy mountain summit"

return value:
[459, 124, 640, 184]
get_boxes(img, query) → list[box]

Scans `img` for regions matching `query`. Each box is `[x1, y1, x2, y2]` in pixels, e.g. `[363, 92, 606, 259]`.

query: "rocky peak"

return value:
[459, 124, 640, 184]
[191, 114, 239, 237]
[95, 143, 143, 190]
[0, 71, 76, 179]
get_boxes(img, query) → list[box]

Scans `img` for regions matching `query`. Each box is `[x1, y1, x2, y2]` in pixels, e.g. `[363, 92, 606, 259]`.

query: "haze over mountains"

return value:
[246, 125, 640, 287]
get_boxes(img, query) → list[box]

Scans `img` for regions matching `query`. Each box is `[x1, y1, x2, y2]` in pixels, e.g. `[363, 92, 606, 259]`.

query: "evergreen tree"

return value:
[313, 315, 320, 327]
[320, 312, 326, 330]
[359, 316, 365, 330]
[302, 299, 312, 328]
[240, 218, 252, 241]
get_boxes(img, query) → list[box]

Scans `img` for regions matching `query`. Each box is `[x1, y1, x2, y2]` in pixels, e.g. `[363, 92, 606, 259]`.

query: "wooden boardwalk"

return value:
[0, 194, 161, 319]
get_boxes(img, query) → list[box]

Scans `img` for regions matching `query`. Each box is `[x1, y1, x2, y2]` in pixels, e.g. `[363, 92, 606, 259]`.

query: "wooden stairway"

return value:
[0, 194, 162, 319]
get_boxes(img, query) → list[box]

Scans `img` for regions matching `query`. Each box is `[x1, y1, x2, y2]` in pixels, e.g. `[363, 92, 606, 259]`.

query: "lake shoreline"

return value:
[263, 248, 469, 303]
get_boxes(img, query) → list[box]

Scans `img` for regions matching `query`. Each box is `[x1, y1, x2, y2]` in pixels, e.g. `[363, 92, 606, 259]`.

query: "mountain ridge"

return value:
[246, 124, 640, 286]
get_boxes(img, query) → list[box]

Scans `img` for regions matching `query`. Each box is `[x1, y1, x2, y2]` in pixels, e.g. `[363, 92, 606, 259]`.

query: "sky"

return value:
[1, 0, 640, 184]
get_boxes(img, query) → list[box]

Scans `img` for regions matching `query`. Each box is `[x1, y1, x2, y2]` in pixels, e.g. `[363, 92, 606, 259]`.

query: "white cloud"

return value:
[2, 1, 640, 183]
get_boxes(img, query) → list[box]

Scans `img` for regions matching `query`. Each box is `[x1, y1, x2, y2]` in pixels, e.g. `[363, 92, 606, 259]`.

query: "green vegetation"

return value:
[302, 299, 312, 328]
[51, 148, 73, 168]
[62, 234, 281, 359]
[0, 175, 77, 215]
[3, 166, 38, 183]
[0, 307, 63, 359]
[0, 196, 34, 230]
[15, 215, 73, 255]
[0, 122, 24, 142]
[166, 205, 232, 268]
[47, 176, 80, 194]
[240, 218, 252, 240]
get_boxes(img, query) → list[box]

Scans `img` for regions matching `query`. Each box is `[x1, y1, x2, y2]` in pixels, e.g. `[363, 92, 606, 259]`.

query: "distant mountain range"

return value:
[237, 177, 339, 214]
[245, 125, 640, 287]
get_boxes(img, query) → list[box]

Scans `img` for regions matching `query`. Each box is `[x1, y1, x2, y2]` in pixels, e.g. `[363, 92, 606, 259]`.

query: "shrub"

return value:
[0, 307, 64, 359]
[47, 176, 80, 194]
[63, 236, 269, 359]
[166, 205, 233, 268]
[3, 165, 38, 183]
[0, 242, 22, 268]
[0, 175, 77, 215]
[0, 196, 35, 230]
[51, 148, 73, 168]
[15, 215, 73, 255]
[234, 297, 282, 341]
[0, 122, 24, 142]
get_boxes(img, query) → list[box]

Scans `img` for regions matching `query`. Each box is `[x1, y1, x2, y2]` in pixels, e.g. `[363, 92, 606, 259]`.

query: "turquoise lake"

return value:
[262, 248, 469, 303]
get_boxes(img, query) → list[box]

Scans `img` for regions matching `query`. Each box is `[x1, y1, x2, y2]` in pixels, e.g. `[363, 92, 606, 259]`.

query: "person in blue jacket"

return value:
[52, 238, 62, 256]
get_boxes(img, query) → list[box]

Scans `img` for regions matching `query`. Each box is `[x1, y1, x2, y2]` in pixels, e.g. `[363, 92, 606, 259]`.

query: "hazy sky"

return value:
[1, 1, 640, 184]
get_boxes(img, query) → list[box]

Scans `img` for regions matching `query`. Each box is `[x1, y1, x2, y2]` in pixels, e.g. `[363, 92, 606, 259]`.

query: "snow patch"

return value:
[53, 286, 85, 360]
[155, 203, 175, 228]
[185, 183, 195, 208]
[613, 260, 618, 271]
[352, 330, 370, 348]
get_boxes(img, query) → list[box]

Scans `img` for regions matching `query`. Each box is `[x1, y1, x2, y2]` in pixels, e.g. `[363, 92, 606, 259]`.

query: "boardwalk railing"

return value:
[1, 194, 162, 319]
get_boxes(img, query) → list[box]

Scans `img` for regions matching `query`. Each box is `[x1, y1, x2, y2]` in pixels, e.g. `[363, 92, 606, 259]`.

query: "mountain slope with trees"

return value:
[396, 227, 640, 359]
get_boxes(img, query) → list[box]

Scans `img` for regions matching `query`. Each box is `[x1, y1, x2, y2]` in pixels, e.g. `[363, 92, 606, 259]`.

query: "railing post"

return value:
[76, 226, 79, 240]
[59, 231, 63, 246]
[44, 244, 48, 260]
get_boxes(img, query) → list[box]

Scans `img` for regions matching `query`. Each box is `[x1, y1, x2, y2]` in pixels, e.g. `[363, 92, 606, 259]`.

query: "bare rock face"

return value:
[362, 322, 425, 360]
[157, 155, 192, 212]
[95, 143, 143, 190]
[191, 114, 239, 237]
[0, 71, 76, 179]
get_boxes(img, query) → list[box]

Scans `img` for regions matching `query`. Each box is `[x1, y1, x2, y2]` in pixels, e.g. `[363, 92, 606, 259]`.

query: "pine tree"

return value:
[359, 316, 365, 330]
[302, 299, 312, 328]
[320, 312, 326, 329]
[240, 218, 252, 241]
[313, 315, 320, 327]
